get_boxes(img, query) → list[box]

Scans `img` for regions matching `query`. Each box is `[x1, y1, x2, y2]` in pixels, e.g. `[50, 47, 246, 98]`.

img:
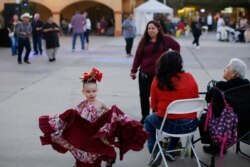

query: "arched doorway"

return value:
[19, 2, 52, 23]
[61, 1, 114, 34]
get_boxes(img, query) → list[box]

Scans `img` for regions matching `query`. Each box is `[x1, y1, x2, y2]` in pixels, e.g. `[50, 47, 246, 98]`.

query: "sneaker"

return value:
[149, 151, 162, 167]
[160, 138, 182, 156]
[164, 153, 175, 161]
[173, 140, 182, 156]
[160, 137, 169, 149]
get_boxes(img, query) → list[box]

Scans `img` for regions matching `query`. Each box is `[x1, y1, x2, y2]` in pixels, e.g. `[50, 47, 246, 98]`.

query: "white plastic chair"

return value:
[148, 98, 206, 167]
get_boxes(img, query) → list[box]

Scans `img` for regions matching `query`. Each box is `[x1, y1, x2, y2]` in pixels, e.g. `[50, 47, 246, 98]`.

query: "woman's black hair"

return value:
[156, 51, 184, 90]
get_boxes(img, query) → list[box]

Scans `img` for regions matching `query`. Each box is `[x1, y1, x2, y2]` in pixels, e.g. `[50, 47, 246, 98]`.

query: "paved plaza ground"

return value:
[0, 33, 250, 167]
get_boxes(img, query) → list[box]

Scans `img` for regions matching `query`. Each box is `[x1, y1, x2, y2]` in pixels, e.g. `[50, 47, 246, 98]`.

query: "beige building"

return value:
[0, 0, 143, 36]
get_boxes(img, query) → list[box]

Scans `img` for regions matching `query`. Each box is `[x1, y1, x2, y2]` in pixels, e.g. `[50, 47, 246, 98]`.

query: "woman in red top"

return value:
[144, 51, 198, 166]
[130, 20, 180, 124]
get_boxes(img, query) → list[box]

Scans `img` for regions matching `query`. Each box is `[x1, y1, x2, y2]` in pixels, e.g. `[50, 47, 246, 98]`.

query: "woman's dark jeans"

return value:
[144, 113, 198, 153]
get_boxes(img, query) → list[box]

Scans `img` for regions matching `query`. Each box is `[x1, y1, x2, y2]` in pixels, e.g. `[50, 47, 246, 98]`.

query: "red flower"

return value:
[80, 68, 103, 82]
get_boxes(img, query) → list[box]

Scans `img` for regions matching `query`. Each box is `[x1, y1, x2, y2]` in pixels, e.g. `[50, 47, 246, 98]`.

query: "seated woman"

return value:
[144, 51, 199, 167]
[202, 58, 249, 153]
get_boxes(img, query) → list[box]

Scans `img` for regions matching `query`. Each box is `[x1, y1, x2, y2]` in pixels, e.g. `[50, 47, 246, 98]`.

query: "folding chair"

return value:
[224, 84, 250, 159]
[148, 98, 206, 167]
[236, 130, 250, 158]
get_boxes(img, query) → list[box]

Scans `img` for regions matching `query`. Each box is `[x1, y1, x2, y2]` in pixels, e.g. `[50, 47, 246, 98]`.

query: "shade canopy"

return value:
[134, 0, 173, 35]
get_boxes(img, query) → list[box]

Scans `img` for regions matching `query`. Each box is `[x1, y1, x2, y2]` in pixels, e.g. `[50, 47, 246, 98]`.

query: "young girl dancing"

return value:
[39, 68, 149, 167]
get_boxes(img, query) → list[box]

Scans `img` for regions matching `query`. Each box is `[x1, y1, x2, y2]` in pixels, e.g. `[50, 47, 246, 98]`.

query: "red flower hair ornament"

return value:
[80, 68, 103, 83]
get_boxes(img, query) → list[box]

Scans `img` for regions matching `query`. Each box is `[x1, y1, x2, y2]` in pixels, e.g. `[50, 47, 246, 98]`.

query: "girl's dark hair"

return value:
[136, 20, 166, 56]
[156, 51, 184, 91]
[83, 78, 96, 84]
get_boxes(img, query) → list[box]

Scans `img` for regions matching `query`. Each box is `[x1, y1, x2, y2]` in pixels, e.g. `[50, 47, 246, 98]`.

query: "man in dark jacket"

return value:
[31, 13, 43, 55]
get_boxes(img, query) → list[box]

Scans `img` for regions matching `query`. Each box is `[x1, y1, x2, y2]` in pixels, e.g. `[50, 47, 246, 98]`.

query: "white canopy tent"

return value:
[134, 0, 173, 35]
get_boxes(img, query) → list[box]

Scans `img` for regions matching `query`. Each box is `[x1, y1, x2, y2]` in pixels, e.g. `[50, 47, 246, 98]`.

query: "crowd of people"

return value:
[215, 13, 250, 42]
[7, 12, 60, 64]
[153, 11, 250, 47]
[3, 10, 250, 167]
[6, 11, 115, 64]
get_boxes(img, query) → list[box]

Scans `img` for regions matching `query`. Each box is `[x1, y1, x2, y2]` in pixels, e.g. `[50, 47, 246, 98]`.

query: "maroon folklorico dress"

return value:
[39, 100, 149, 167]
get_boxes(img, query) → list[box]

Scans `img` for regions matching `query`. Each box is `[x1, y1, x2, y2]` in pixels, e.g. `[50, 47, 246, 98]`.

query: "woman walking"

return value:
[191, 16, 202, 49]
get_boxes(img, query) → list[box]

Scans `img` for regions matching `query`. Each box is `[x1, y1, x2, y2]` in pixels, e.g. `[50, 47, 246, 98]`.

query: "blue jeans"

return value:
[72, 32, 84, 49]
[10, 36, 18, 55]
[144, 113, 198, 153]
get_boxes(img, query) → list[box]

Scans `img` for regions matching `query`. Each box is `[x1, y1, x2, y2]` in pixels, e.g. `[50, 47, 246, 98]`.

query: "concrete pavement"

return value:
[0, 33, 250, 167]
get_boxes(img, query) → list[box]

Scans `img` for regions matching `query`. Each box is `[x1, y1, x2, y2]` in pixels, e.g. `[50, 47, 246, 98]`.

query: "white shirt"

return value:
[207, 15, 213, 25]
[217, 18, 225, 31]
[85, 18, 91, 31]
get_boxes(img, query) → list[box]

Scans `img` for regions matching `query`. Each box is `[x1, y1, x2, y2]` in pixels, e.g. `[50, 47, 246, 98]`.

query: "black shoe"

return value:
[52, 58, 56, 61]
[164, 153, 175, 161]
[149, 151, 162, 167]
[18, 61, 22, 64]
[49, 59, 54, 62]
[33, 52, 38, 55]
[203, 145, 227, 155]
[105, 160, 115, 167]
[24, 61, 31, 64]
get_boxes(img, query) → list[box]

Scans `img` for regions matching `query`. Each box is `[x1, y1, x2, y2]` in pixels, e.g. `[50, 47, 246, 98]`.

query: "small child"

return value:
[76, 68, 109, 123]
[73, 68, 114, 167]
[39, 68, 148, 167]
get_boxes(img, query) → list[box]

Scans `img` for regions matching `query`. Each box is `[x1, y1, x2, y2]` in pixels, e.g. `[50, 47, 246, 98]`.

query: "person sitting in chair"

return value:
[144, 51, 199, 167]
[202, 58, 249, 154]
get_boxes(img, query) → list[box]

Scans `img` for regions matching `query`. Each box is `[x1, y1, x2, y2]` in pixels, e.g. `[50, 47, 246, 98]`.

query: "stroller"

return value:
[196, 81, 250, 167]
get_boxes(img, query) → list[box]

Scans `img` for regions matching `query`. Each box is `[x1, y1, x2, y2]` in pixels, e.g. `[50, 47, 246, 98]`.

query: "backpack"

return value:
[204, 90, 238, 156]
